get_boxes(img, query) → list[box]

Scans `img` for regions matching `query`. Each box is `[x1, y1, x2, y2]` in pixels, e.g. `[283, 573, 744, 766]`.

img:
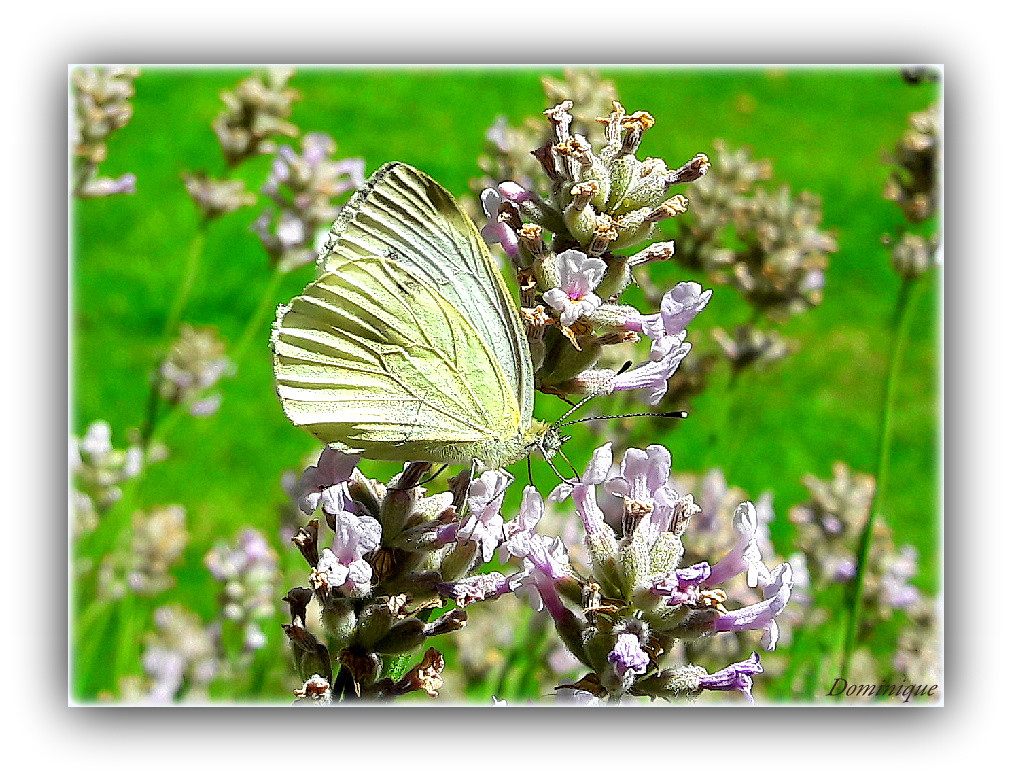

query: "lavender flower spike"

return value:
[79, 173, 137, 197]
[712, 562, 794, 650]
[697, 652, 764, 703]
[542, 249, 606, 326]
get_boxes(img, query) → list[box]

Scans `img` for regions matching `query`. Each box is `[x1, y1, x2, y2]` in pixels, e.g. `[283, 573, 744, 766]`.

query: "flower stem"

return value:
[140, 222, 208, 449]
[839, 275, 920, 679]
[231, 266, 285, 367]
[163, 221, 208, 340]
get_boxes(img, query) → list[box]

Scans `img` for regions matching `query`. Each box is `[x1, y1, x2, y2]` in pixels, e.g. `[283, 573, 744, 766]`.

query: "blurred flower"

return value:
[97, 505, 187, 599]
[900, 67, 940, 85]
[879, 545, 920, 611]
[883, 103, 939, 223]
[158, 324, 233, 415]
[889, 233, 938, 280]
[206, 528, 280, 653]
[788, 462, 939, 682]
[253, 133, 366, 272]
[213, 68, 300, 167]
[182, 171, 256, 220]
[672, 139, 836, 320]
[711, 324, 794, 374]
[71, 420, 161, 519]
[71, 66, 139, 197]
[118, 605, 219, 703]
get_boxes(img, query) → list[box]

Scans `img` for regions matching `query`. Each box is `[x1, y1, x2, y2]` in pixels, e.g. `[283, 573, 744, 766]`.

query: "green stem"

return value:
[163, 222, 208, 340]
[839, 276, 919, 679]
[231, 266, 285, 366]
[112, 596, 143, 682]
[489, 608, 533, 701]
[141, 265, 284, 455]
[73, 599, 117, 699]
[140, 223, 208, 449]
[515, 614, 553, 699]
[138, 374, 163, 453]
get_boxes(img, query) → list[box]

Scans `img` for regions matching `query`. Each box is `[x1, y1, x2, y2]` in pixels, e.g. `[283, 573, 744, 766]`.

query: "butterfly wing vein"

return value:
[273, 256, 521, 453]
[319, 162, 534, 424]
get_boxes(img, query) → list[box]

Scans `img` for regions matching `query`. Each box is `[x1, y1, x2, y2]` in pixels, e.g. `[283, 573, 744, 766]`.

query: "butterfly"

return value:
[271, 162, 562, 471]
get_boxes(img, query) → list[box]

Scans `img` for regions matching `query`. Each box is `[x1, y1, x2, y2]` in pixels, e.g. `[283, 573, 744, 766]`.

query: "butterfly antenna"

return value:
[555, 392, 600, 425]
[560, 410, 688, 428]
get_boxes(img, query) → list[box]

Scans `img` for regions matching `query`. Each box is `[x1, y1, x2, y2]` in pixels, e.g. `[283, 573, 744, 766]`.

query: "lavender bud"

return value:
[618, 534, 652, 598]
[373, 618, 426, 655]
[292, 520, 320, 566]
[320, 599, 357, 646]
[423, 608, 468, 637]
[604, 155, 638, 212]
[649, 533, 684, 577]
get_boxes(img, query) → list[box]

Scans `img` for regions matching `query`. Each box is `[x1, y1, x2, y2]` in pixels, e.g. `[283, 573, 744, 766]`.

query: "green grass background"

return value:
[71, 66, 940, 702]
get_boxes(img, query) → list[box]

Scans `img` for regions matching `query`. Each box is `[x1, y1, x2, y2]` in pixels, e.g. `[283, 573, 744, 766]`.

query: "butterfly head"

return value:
[537, 421, 568, 462]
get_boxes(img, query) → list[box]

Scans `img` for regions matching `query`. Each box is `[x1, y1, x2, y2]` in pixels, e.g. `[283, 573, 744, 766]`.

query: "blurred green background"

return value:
[71, 66, 940, 702]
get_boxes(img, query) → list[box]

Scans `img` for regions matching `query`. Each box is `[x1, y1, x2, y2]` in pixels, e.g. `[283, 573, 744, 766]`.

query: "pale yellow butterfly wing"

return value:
[317, 162, 535, 426]
[272, 254, 521, 463]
